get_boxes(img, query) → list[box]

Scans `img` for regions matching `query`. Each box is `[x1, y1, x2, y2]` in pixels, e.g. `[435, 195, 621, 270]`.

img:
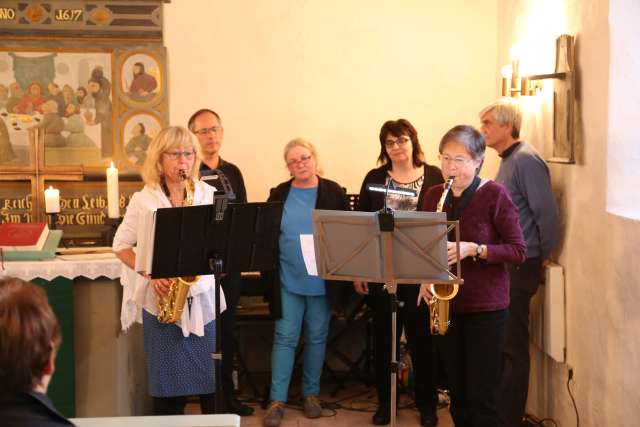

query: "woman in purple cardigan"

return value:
[419, 125, 526, 427]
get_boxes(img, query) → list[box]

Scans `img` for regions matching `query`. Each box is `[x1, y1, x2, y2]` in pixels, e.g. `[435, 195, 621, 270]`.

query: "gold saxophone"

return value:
[157, 169, 201, 324]
[429, 176, 459, 335]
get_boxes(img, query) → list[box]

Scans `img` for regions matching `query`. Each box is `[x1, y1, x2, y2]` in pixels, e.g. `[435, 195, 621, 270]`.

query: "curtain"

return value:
[9, 52, 57, 94]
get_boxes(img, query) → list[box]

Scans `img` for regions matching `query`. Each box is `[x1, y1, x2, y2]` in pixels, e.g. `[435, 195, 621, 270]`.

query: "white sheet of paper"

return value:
[300, 234, 318, 276]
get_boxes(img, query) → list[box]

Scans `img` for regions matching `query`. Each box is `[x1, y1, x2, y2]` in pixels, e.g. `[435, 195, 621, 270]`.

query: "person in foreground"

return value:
[355, 118, 443, 427]
[419, 125, 526, 427]
[188, 108, 253, 416]
[262, 138, 350, 427]
[479, 98, 559, 427]
[0, 277, 74, 427]
[113, 126, 226, 415]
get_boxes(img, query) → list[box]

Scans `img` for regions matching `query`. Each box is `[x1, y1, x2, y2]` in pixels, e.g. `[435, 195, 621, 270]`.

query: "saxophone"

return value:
[429, 176, 459, 335]
[157, 169, 201, 324]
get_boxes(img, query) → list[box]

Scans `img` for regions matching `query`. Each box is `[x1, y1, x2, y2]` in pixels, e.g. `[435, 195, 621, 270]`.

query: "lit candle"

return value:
[107, 161, 120, 218]
[44, 186, 60, 213]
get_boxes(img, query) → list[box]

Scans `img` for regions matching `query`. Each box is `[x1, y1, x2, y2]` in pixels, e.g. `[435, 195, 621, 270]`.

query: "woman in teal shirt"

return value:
[263, 138, 349, 427]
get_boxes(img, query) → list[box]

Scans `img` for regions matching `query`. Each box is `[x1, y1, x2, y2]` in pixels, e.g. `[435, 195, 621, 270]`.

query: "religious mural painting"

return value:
[0, 0, 168, 243]
[121, 111, 162, 167]
[0, 49, 114, 169]
[120, 50, 163, 106]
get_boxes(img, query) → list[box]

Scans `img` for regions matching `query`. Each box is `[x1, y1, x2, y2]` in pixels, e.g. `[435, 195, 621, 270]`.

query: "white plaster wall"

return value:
[499, 0, 640, 425]
[164, 0, 498, 201]
[607, 0, 640, 220]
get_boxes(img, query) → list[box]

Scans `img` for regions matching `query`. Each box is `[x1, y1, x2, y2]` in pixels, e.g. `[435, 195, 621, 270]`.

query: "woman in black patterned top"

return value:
[355, 119, 444, 427]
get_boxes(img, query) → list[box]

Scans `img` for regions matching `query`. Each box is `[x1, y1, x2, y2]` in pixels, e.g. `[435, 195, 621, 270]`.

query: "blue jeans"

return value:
[269, 286, 331, 402]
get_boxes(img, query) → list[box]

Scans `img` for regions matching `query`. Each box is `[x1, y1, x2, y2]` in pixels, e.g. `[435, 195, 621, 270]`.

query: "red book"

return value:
[0, 222, 50, 251]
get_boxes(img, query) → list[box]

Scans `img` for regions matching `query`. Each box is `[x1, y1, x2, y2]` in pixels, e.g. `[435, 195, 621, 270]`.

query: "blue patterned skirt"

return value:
[142, 309, 216, 397]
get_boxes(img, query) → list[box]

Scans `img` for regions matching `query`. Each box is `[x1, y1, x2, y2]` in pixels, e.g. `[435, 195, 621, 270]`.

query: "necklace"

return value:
[161, 180, 186, 207]
[169, 195, 183, 207]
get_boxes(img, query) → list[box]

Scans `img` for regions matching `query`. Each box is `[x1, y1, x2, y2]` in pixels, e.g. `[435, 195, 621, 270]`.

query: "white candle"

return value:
[44, 186, 60, 213]
[107, 161, 120, 218]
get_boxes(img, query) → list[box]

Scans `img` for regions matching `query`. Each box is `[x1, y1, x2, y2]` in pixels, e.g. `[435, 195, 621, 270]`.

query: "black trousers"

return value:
[153, 393, 216, 415]
[220, 272, 243, 404]
[442, 309, 508, 427]
[368, 284, 438, 416]
[498, 258, 542, 427]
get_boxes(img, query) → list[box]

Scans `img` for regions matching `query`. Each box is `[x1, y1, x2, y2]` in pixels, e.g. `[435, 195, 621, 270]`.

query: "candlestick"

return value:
[107, 160, 120, 218]
[44, 186, 60, 213]
[47, 213, 59, 230]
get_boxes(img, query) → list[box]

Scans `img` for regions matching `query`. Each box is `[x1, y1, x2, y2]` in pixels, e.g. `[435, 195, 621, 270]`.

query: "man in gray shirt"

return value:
[480, 98, 559, 427]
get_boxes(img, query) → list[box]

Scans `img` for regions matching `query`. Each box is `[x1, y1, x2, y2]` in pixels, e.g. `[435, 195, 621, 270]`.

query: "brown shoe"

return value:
[263, 401, 285, 427]
[303, 395, 322, 419]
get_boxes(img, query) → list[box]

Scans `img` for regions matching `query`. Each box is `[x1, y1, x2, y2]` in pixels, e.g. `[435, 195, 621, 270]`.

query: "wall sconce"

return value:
[500, 45, 523, 97]
[501, 64, 513, 97]
[501, 35, 574, 98]
[499, 35, 577, 163]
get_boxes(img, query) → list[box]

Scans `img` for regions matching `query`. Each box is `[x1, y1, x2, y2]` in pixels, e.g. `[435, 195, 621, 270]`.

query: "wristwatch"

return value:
[475, 244, 485, 259]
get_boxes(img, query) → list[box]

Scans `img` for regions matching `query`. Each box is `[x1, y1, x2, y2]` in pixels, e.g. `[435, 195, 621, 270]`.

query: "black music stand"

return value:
[312, 208, 462, 427]
[150, 201, 283, 413]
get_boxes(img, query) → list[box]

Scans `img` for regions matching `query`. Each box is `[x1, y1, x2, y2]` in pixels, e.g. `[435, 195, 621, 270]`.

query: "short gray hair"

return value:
[479, 97, 522, 139]
[439, 125, 485, 175]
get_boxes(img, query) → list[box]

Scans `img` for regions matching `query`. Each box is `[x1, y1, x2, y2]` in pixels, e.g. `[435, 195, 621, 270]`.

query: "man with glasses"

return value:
[188, 108, 252, 416]
[479, 98, 559, 427]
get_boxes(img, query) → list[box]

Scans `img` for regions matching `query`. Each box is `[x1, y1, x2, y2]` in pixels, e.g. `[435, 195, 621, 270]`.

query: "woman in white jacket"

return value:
[113, 126, 226, 415]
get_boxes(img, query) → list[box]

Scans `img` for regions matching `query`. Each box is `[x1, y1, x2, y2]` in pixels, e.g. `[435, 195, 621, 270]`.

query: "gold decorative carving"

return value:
[89, 8, 110, 25]
[25, 4, 46, 24]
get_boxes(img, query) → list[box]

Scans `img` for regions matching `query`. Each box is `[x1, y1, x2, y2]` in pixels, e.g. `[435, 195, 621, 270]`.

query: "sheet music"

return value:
[300, 234, 318, 276]
[135, 208, 156, 275]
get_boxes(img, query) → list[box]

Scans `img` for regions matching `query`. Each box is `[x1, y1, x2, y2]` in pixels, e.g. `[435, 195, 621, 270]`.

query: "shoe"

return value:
[263, 401, 285, 427]
[303, 395, 322, 419]
[372, 406, 390, 425]
[226, 398, 254, 416]
[420, 412, 438, 427]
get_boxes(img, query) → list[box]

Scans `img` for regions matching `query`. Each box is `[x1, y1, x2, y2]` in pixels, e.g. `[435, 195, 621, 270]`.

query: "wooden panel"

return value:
[0, 179, 34, 222]
[45, 179, 143, 241]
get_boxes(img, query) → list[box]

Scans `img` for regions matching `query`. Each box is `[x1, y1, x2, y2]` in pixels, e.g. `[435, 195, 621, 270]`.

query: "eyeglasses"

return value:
[286, 155, 312, 167]
[438, 154, 474, 166]
[164, 150, 195, 160]
[193, 126, 221, 136]
[384, 136, 411, 148]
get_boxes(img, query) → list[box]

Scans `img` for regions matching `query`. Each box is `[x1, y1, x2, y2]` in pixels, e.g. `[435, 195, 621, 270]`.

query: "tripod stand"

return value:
[311, 208, 462, 427]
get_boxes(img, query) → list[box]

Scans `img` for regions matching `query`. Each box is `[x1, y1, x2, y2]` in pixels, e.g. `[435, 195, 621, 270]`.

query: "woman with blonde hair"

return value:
[113, 126, 226, 415]
[262, 138, 349, 427]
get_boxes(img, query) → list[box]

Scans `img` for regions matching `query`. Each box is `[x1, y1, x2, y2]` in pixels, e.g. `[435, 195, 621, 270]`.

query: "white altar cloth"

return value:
[1, 255, 122, 281]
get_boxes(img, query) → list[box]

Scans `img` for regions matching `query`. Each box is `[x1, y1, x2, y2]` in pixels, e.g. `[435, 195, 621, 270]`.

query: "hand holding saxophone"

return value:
[447, 241, 484, 264]
[150, 278, 171, 297]
[353, 280, 369, 295]
[417, 283, 433, 306]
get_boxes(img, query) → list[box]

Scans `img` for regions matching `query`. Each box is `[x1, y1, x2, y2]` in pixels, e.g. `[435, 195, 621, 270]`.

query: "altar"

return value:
[1, 256, 152, 418]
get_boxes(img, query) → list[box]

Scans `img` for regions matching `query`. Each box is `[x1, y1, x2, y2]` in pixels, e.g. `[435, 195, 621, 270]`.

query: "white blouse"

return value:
[113, 180, 227, 337]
